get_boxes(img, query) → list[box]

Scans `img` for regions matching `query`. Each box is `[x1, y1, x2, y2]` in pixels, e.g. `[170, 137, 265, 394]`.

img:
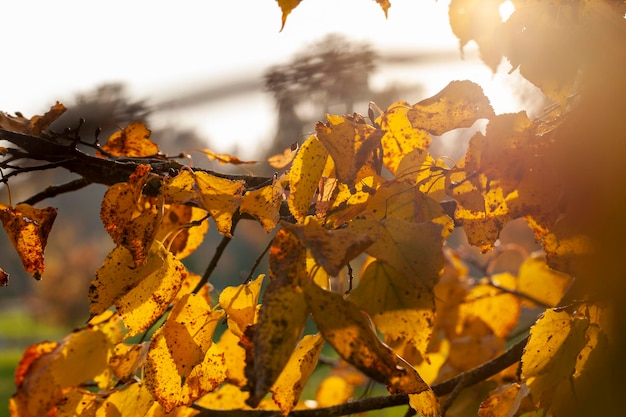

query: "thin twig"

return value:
[244, 235, 274, 284]
[20, 177, 92, 205]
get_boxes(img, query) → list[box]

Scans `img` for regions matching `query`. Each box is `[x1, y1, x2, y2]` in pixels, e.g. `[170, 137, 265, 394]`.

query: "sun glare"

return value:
[499, 1, 516, 21]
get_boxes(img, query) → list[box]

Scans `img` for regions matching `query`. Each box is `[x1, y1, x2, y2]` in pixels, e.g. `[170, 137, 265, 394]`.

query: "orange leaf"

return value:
[29, 102, 67, 136]
[100, 121, 159, 157]
[267, 143, 298, 168]
[276, 0, 302, 31]
[0, 203, 57, 279]
[199, 148, 257, 165]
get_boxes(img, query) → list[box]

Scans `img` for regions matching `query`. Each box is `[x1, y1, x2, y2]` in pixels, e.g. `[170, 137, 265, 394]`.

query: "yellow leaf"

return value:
[283, 216, 373, 277]
[267, 143, 298, 168]
[353, 217, 445, 289]
[316, 375, 354, 408]
[195, 383, 251, 410]
[396, 149, 449, 202]
[94, 382, 154, 417]
[268, 228, 307, 285]
[56, 389, 100, 417]
[157, 204, 209, 259]
[219, 274, 265, 336]
[271, 333, 324, 415]
[380, 103, 431, 174]
[162, 170, 245, 236]
[304, 281, 430, 395]
[276, 0, 302, 30]
[478, 383, 530, 417]
[521, 309, 590, 404]
[100, 121, 159, 157]
[145, 293, 226, 412]
[109, 342, 150, 381]
[10, 317, 122, 417]
[350, 260, 436, 357]
[0, 203, 57, 279]
[198, 148, 256, 165]
[287, 135, 328, 223]
[90, 241, 187, 337]
[217, 328, 248, 387]
[316, 113, 384, 186]
[518, 254, 572, 307]
[241, 182, 284, 232]
[408, 389, 441, 417]
[248, 277, 309, 407]
[457, 273, 520, 338]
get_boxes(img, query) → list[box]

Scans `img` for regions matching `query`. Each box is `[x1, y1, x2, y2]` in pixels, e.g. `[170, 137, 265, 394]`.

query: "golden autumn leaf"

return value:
[304, 281, 431, 395]
[268, 228, 308, 285]
[219, 274, 265, 336]
[408, 80, 494, 135]
[109, 342, 149, 381]
[241, 181, 284, 232]
[315, 113, 383, 186]
[217, 328, 248, 387]
[95, 382, 155, 417]
[100, 121, 159, 157]
[0, 102, 66, 136]
[55, 389, 100, 417]
[247, 277, 309, 407]
[521, 309, 590, 404]
[10, 316, 123, 417]
[448, 0, 504, 71]
[287, 135, 328, 223]
[198, 148, 257, 165]
[276, 0, 302, 30]
[478, 383, 530, 417]
[349, 260, 436, 357]
[156, 204, 209, 259]
[161, 170, 245, 236]
[270, 333, 324, 414]
[409, 389, 441, 417]
[267, 143, 298, 168]
[283, 216, 373, 277]
[518, 254, 572, 307]
[0, 203, 57, 279]
[379, 102, 431, 174]
[90, 241, 187, 337]
[316, 375, 354, 408]
[145, 293, 226, 412]
[352, 217, 445, 289]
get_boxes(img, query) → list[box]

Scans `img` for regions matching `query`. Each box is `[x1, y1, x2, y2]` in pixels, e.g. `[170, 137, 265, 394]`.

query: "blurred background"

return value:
[0, 0, 545, 412]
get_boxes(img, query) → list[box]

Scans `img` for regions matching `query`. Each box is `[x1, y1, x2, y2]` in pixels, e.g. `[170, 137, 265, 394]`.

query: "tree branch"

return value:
[20, 178, 92, 205]
[192, 335, 528, 417]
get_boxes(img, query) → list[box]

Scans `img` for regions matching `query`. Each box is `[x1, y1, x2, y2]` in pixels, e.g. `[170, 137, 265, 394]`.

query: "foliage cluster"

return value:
[2, 1, 626, 416]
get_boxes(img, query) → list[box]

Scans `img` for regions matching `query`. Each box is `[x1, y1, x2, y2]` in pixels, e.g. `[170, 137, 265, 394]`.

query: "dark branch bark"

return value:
[192, 335, 528, 417]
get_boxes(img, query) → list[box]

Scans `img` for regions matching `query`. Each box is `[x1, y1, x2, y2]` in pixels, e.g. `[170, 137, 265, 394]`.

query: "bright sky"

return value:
[0, 0, 529, 157]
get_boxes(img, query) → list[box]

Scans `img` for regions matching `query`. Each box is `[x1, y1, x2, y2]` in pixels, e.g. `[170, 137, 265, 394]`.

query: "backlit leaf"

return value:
[162, 170, 245, 236]
[95, 382, 154, 417]
[56, 389, 100, 417]
[0, 102, 66, 136]
[217, 328, 248, 387]
[241, 181, 284, 232]
[350, 260, 436, 357]
[10, 315, 122, 417]
[0, 203, 57, 279]
[219, 274, 265, 336]
[305, 281, 431, 395]
[316, 375, 354, 408]
[478, 383, 530, 417]
[521, 309, 590, 404]
[145, 293, 226, 412]
[109, 342, 149, 381]
[198, 148, 256, 165]
[352, 217, 444, 289]
[316, 114, 383, 186]
[270, 333, 324, 414]
[283, 216, 373, 277]
[379, 102, 431, 174]
[90, 241, 187, 337]
[248, 274, 308, 406]
[156, 204, 209, 259]
[408, 80, 495, 135]
[287, 135, 328, 223]
[518, 254, 572, 307]
[267, 143, 298, 168]
[408, 389, 441, 417]
[100, 121, 159, 157]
